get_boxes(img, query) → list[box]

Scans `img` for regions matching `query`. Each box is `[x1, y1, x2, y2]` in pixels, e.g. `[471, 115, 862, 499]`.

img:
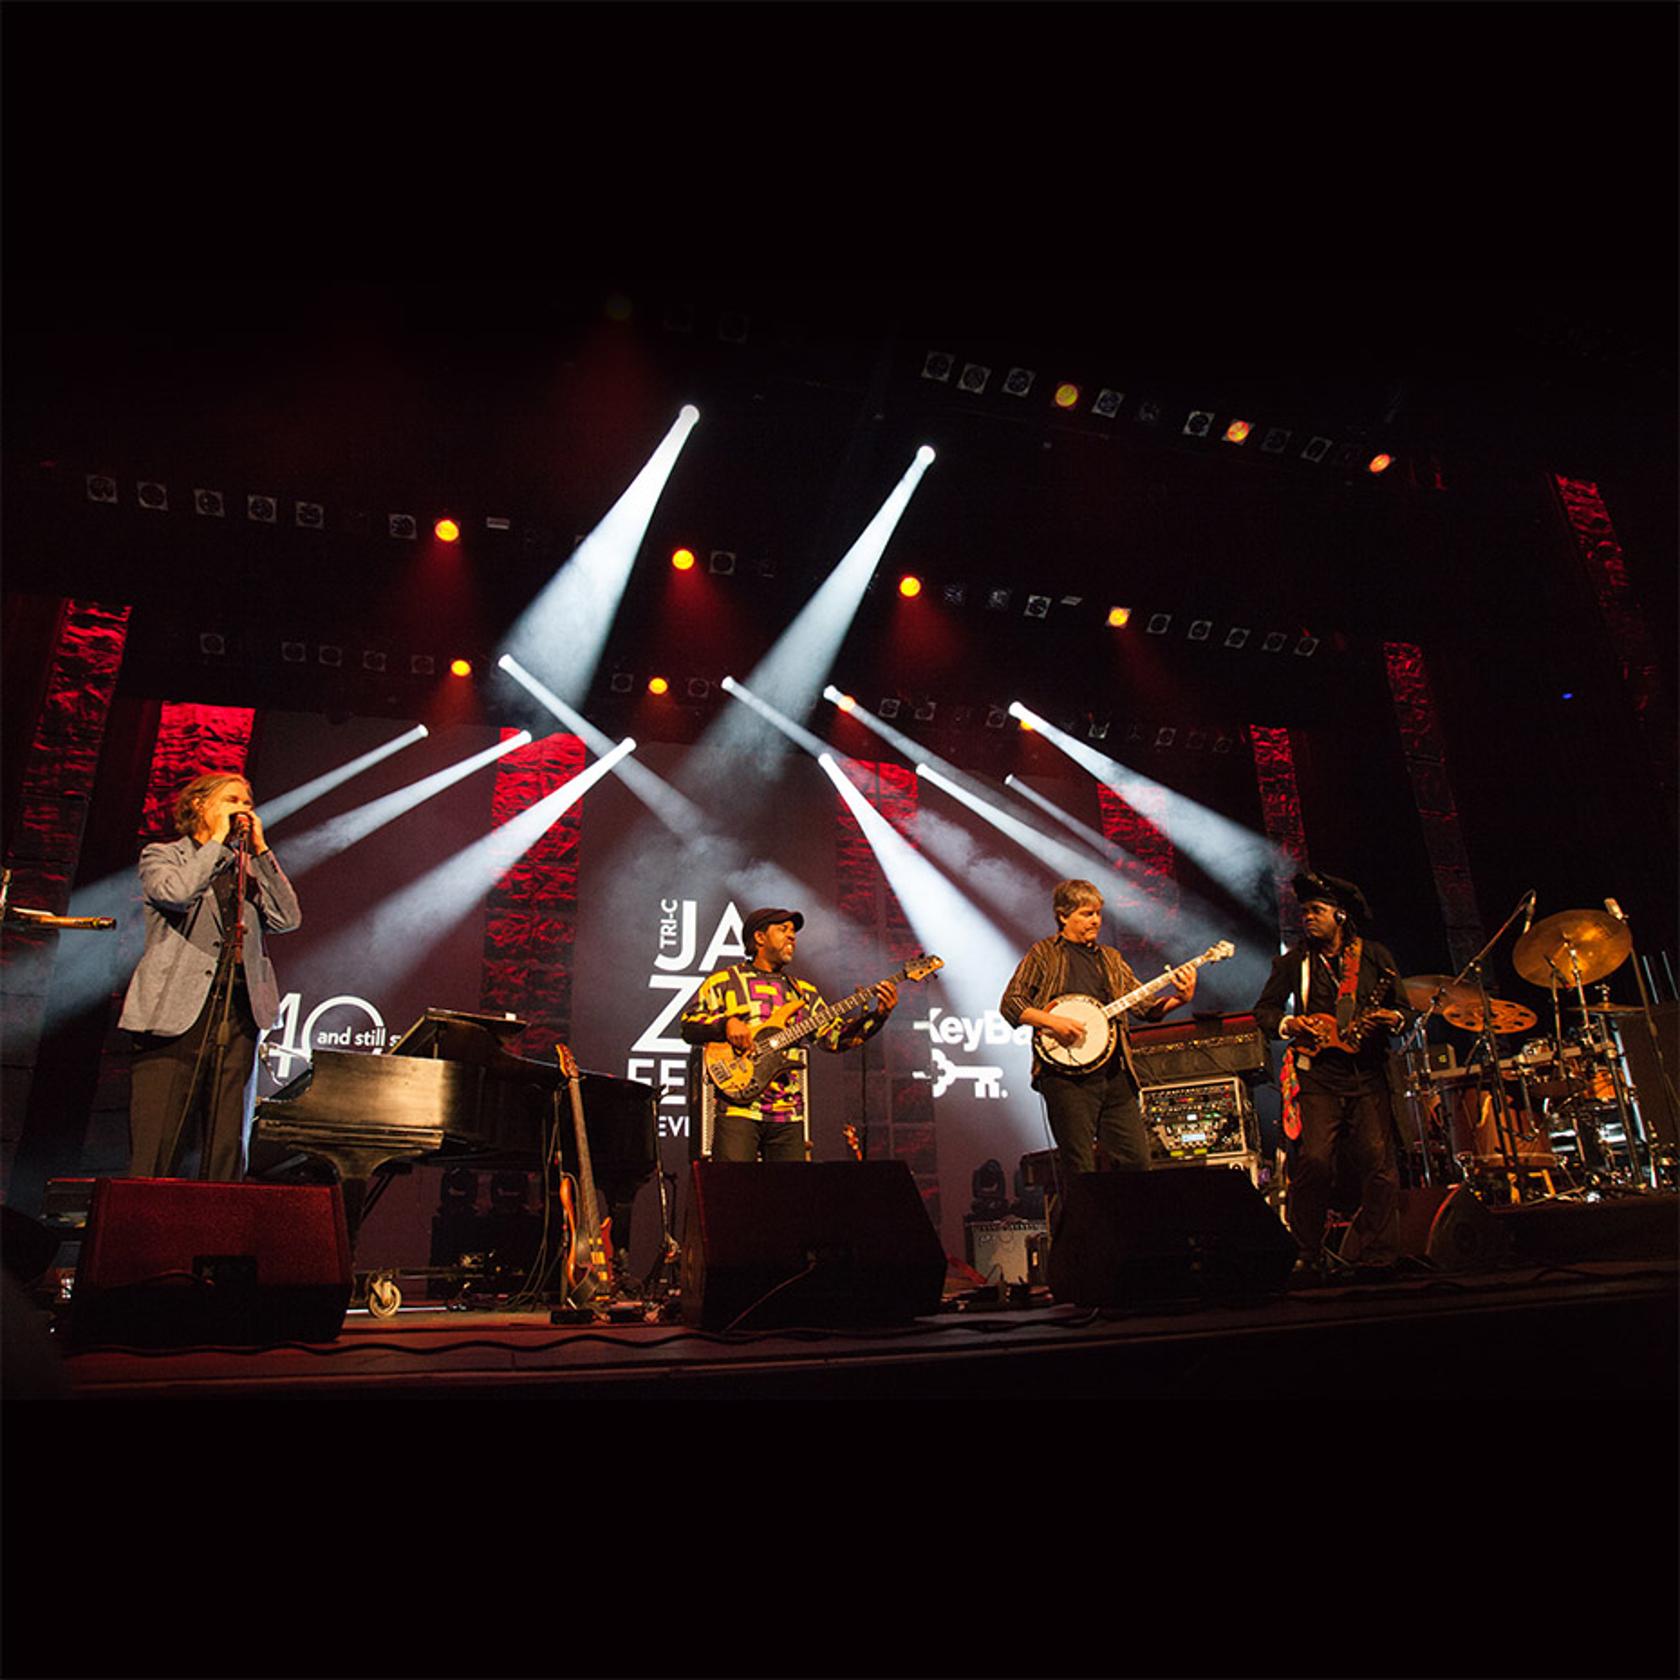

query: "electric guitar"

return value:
[703, 954, 944, 1105]
[1034, 941, 1235, 1071]
[554, 1043, 612, 1304]
[1291, 976, 1395, 1059]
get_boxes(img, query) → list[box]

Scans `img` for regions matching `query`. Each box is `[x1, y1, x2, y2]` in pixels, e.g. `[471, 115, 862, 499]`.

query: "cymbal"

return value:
[1438, 997, 1539, 1036]
[1402, 974, 1480, 1013]
[1512, 910, 1631, 989]
[1568, 1001, 1643, 1015]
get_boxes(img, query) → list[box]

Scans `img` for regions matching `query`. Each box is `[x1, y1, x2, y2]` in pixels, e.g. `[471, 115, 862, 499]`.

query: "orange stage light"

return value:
[898, 575, 922, 598]
[1107, 606, 1132, 628]
[1367, 453, 1393, 474]
[434, 518, 461, 543]
[672, 548, 696, 571]
[1053, 383, 1080, 409]
[449, 658, 472, 678]
[1224, 420, 1252, 444]
[647, 676, 669, 695]
[836, 693, 856, 713]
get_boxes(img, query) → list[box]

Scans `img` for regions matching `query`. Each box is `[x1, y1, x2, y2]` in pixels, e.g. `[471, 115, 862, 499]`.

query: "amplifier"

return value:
[965, 1218, 1049, 1286]
[1131, 1013, 1267, 1083]
[1143, 1076, 1259, 1179]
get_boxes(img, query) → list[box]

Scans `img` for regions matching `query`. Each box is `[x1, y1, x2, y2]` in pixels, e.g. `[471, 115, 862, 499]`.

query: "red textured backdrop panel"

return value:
[1248, 724, 1308, 947]
[1096, 783, 1180, 926]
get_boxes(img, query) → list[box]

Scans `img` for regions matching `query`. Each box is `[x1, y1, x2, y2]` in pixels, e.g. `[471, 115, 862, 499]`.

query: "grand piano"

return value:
[252, 1009, 659, 1258]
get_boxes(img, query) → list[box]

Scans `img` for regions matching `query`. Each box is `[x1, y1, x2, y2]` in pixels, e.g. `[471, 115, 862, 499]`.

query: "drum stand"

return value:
[1545, 952, 1652, 1192]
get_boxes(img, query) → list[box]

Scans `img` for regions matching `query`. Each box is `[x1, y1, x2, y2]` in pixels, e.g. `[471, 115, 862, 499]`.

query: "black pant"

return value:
[128, 985, 260, 1182]
[1039, 1060, 1152, 1180]
[1289, 1081, 1399, 1263]
[711, 1111, 807, 1163]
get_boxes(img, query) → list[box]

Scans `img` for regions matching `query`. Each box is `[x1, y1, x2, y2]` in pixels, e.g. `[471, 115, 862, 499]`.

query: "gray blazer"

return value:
[117, 837, 303, 1038]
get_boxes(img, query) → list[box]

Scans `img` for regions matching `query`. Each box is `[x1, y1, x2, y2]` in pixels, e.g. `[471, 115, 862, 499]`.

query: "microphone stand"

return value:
[1450, 893, 1534, 1199]
[1605, 904, 1674, 1188]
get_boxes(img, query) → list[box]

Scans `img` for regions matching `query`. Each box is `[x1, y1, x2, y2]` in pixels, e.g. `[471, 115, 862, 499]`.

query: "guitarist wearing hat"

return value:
[1253, 871, 1413, 1276]
[680, 906, 898, 1162]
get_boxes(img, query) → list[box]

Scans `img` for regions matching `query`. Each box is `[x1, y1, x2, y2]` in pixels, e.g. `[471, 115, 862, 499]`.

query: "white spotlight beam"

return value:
[1004, 773, 1116, 855]
[502, 405, 700, 704]
[915, 760, 1105, 886]
[302, 738, 638, 995]
[1009, 701, 1282, 916]
[260, 725, 429, 830]
[720, 676, 835, 760]
[681, 449, 935, 787]
[282, 731, 532, 876]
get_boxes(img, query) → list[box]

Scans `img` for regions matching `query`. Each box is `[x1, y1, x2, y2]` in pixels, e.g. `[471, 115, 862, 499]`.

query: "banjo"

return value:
[1034, 940, 1235, 1072]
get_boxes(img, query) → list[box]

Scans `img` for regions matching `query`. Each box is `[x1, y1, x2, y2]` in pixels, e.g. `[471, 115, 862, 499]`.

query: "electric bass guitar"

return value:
[553, 1043, 612, 1304]
[1034, 941, 1235, 1072]
[703, 954, 944, 1105]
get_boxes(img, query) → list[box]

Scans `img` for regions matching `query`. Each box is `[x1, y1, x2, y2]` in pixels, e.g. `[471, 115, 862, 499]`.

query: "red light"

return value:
[1367, 453, 1393, 474]
[647, 676, 669, 695]
[1107, 606, 1132, 628]
[449, 658, 472, 678]
[672, 548, 696, 571]
[898, 575, 922, 598]
[1224, 420, 1252, 444]
[1053, 383, 1080, 409]
[434, 517, 460, 543]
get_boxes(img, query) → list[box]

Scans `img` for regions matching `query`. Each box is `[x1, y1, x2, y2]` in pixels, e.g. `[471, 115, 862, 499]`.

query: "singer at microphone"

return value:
[117, 772, 301, 1182]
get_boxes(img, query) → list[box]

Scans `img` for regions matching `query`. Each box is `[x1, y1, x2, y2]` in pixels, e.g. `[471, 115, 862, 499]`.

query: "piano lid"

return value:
[389, 1008, 528, 1060]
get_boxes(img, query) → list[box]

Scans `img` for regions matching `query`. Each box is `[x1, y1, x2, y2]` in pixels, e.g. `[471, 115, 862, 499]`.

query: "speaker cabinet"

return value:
[1048, 1166, 1296, 1307]
[70, 1178, 353, 1347]
[681, 1161, 945, 1330]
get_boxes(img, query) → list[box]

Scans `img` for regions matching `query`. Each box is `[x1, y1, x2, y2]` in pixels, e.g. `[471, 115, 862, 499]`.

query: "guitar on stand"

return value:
[1033, 942, 1235, 1072]
[552, 1043, 613, 1312]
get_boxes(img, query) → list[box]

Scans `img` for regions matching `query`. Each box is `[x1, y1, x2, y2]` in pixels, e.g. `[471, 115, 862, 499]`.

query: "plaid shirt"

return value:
[999, 935, 1172, 1085]
[681, 964, 884, 1122]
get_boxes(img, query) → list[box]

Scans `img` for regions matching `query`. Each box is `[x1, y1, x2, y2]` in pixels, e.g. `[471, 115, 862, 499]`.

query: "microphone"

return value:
[228, 811, 252, 846]
[1605, 897, 1626, 923]
[1520, 890, 1537, 935]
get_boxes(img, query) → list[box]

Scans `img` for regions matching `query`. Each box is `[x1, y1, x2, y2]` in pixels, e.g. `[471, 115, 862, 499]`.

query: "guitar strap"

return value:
[1281, 938, 1363, 1143]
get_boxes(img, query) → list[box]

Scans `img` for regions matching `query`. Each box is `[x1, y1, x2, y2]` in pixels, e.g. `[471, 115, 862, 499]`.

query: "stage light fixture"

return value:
[435, 518, 461, 543]
[922, 351, 954, 382]
[1053, 382, 1080, 409]
[1301, 436, 1333, 463]
[708, 550, 736, 575]
[717, 311, 749, 343]
[1186, 729, 1207, 751]
[648, 676, 669, 695]
[198, 632, 226, 656]
[663, 301, 695, 333]
[1106, 607, 1132, 629]
[879, 698, 901, 719]
[951, 705, 974, 728]
[1092, 389, 1124, 418]
[1002, 368, 1036, 398]
[318, 645, 343, 668]
[1135, 401, 1161, 425]
[411, 654, 436, 674]
[687, 678, 711, 699]
[280, 641, 307, 663]
[835, 693, 855, 712]
[1368, 453, 1393, 474]
[609, 672, 634, 694]
[1223, 420, 1252, 444]
[754, 553, 777, 578]
[1213, 733, 1235, 754]
[295, 501, 324, 529]
[1088, 718, 1110, 741]
[1146, 613, 1172, 635]
[899, 575, 922, 598]
[388, 514, 418, 540]
[450, 658, 473, 677]
[1060, 595, 1082, 608]
[1294, 635, 1319, 657]
[984, 707, 1007, 730]
[137, 481, 168, 511]
[1224, 627, 1251, 649]
[86, 474, 118, 504]
[1155, 727, 1177, 748]
[1018, 714, 1035, 732]
[194, 489, 225, 517]
[672, 548, 696, 571]
[913, 700, 937, 722]
[485, 516, 512, 532]
[1188, 619, 1212, 641]
[1024, 595, 1052, 619]
[1183, 411, 1214, 438]
[362, 651, 387, 672]
[957, 363, 991, 394]
[941, 582, 966, 607]
[1261, 427, 1291, 454]
[1125, 722, 1145, 744]
[984, 588, 1012, 611]
[1261, 631, 1287, 653]
[248, 495, 278, 523]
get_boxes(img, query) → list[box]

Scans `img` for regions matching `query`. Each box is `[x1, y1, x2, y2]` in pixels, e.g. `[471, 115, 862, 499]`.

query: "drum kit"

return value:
[1395, 900, 1667, 1200]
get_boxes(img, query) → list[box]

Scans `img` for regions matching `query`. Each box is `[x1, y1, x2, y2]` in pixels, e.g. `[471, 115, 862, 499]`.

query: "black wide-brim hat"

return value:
[741, 906, 805, 947]
[1292, 871, 1373, 926]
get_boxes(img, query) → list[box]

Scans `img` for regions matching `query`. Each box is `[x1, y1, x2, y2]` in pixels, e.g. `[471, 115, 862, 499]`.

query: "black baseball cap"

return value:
[741, 906, 804, 948]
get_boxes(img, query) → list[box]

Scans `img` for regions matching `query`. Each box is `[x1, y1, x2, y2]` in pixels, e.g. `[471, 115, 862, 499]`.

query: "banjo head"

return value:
[1035, 993, 1116, 1070]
